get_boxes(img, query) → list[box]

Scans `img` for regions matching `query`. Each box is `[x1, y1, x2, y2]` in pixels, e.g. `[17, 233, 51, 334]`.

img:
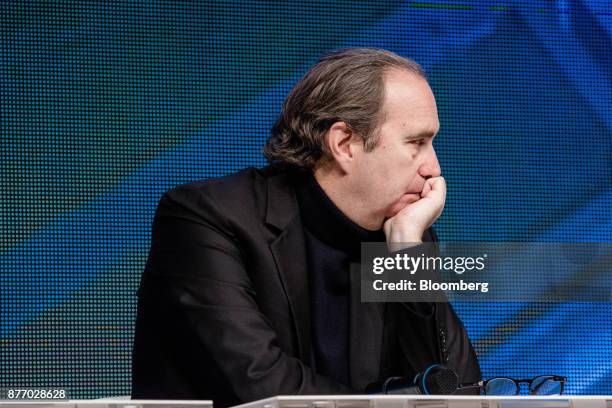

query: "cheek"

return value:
[358, 151, 416, 202]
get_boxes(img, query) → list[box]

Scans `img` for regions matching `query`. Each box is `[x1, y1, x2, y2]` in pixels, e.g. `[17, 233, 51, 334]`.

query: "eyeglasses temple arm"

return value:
[457, 381, 484, 390]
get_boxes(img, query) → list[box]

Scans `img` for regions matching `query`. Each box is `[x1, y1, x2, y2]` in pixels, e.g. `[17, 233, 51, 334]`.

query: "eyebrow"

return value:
[403, 130, 438, 140]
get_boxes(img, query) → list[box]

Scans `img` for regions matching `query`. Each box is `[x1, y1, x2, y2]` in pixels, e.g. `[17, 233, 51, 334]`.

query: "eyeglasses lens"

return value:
[485, 378, 518, 395]
[530, 376, 563, 395]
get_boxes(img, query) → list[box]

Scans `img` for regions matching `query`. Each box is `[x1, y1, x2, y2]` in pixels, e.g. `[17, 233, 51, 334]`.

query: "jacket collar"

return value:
[264, 167, 300, 231]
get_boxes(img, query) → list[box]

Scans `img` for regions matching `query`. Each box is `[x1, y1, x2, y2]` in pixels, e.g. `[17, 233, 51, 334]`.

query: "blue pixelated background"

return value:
[1, 0, 611, 398]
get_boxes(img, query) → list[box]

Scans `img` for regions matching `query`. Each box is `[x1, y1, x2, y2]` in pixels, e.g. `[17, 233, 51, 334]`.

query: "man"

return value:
[132, 48, 481, 406]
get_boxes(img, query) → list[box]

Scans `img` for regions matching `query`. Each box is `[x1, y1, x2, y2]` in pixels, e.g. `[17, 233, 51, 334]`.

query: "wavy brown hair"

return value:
[264, 48, 425, 168]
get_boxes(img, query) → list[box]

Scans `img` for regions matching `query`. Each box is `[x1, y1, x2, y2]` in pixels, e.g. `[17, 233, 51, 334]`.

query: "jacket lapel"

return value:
[263, 168, 386, 389]
[265, 171, 311, 363]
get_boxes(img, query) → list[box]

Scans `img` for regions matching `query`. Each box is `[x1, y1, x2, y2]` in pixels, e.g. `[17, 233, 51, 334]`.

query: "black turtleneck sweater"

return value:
[295, 171, 386, 386]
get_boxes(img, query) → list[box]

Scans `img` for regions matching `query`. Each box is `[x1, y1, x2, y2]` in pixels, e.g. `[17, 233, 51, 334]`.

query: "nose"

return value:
[419, 145, 441, 179]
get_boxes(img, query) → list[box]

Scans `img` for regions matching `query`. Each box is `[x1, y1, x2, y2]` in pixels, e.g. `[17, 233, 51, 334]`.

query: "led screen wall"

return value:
[2, 0, 611, 398]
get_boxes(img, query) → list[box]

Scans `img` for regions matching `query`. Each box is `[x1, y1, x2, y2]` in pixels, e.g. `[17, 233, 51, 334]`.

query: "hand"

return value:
[383, 177, 446, 250]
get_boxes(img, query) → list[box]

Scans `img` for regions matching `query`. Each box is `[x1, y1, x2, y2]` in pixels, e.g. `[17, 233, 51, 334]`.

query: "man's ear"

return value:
[325, 121, 361, 172]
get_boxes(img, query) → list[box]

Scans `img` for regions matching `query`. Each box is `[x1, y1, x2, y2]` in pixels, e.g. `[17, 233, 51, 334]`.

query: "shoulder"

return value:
[166, 167, 260, 200]
[157, 165, 295, 229]
[164, 164, 291, 203]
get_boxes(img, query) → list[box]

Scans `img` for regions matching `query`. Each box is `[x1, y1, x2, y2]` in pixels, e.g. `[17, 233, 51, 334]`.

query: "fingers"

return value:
[421, 179, 432, 197]
[421, 176, 445, 198]
[384, 176, 447, 246]
[383, 218, 392, 238]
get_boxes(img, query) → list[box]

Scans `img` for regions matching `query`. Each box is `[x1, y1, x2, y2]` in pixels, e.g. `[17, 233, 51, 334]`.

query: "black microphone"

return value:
[366, 364, 459, 395]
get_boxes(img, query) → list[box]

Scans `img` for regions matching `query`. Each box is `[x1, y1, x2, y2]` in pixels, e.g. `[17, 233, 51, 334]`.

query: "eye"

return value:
[409, 139, 426, 146]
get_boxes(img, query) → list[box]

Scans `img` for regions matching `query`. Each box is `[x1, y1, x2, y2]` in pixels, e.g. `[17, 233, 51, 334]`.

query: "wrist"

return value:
[385, 224, 423, 250]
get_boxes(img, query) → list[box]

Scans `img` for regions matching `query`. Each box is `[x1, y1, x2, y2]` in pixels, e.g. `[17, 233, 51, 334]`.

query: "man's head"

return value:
[265, 48, 425, 168]
[266, 48, 442, 230]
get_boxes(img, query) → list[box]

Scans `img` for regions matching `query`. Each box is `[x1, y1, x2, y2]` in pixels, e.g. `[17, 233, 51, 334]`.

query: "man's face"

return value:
[350, 69, 441, 227]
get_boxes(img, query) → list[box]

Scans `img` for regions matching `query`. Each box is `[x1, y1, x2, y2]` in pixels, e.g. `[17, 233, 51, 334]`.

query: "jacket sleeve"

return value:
[140, 187, 351, 402]
[435, 302, 482, 386]
[394, 228, 482, 388]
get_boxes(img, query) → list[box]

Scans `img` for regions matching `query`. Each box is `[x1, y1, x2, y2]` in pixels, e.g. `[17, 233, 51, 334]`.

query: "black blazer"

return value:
[131, 166, 481, 407]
